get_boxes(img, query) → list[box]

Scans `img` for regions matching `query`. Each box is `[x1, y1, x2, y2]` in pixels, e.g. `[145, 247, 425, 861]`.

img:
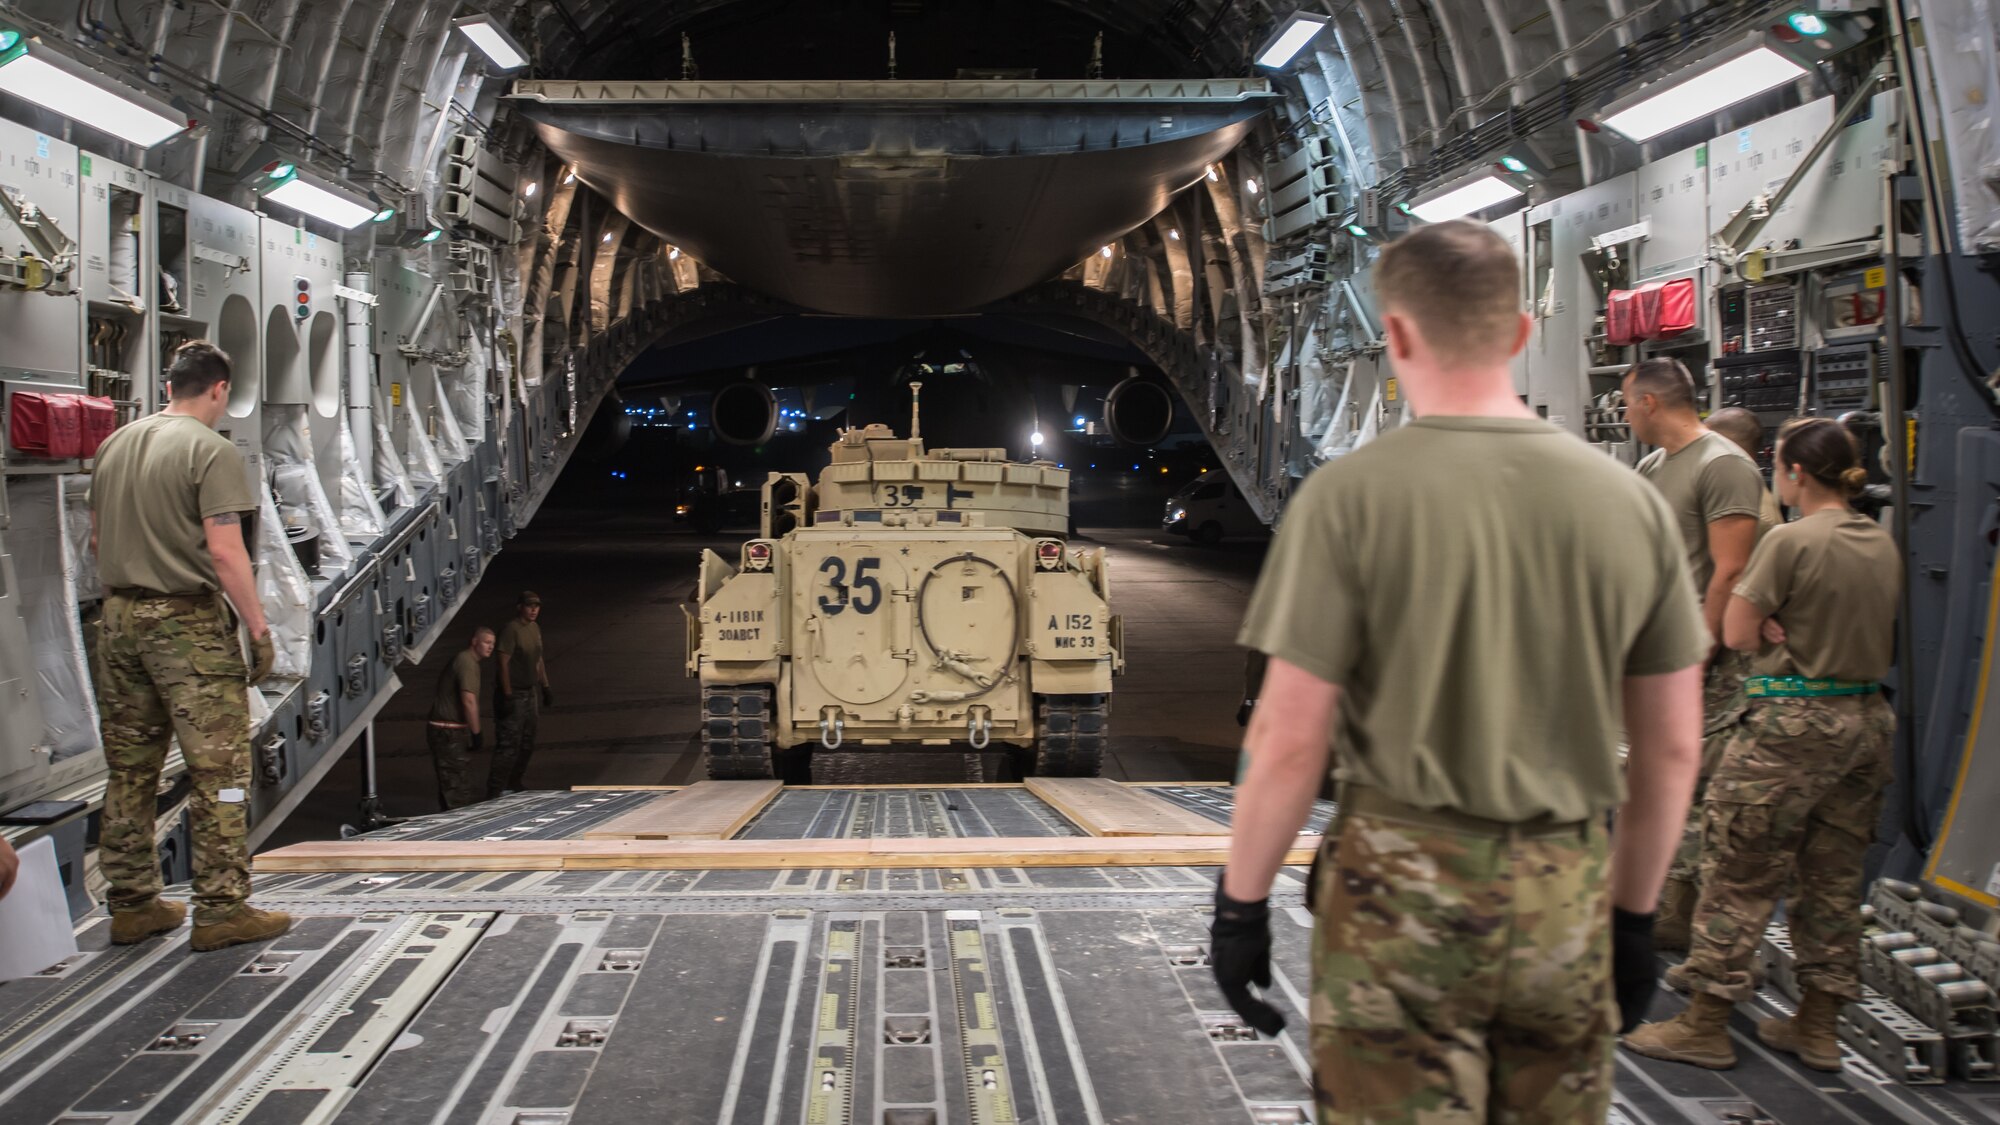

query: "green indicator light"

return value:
[1393, 201, 1413, 214]
[1346, 224, 1369, 237]
[372, 207, 396, 222]
[1787, 10, 1827, 34]
[421, 228, 443, 243]
[1500, 156, 1529, 173]
[0, 30, 22, 53]
[268, 163, 295, 180]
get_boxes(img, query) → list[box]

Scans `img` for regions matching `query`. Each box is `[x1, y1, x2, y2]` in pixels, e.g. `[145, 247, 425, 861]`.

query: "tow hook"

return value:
[819, 708, 846, 749]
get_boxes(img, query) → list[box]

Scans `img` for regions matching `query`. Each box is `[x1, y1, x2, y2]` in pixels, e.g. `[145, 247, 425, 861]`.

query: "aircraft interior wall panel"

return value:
[1705, 93, 1899, 255]
[1525, 173, 1639, 436]
[258, 218, 347, 519]
[188, 193, 266, 482]
[1487, 212, 1530, 398]
[0, 119, 85, 384]
[1634, 142, 1710, 283]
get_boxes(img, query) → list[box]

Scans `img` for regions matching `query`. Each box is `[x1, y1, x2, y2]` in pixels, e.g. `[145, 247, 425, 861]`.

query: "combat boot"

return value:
[191, 906, 292, 952]
[1654, 878, 1696, 952]
[1758, 989, 1844, 1071]
[1622, 993, 1738, 1069]
[110, 898, 186, 944]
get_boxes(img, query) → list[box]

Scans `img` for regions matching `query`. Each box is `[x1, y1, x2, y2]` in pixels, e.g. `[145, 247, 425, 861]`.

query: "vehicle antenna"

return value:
[908, 380, 923, 445]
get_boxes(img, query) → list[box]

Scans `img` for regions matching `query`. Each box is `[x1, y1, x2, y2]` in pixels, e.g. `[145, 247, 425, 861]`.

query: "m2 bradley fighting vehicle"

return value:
[686, 385, 1121, 779]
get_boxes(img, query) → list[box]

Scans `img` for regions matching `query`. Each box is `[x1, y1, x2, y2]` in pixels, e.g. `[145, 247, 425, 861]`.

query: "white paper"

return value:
[0, 837, 80, 981]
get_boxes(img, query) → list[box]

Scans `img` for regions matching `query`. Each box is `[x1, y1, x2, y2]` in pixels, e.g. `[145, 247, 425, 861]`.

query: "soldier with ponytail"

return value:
[1626, 414, 1902, 1072]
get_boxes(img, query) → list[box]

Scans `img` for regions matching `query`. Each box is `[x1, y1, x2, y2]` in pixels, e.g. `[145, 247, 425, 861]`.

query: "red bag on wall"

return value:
[1652, 277, 1697, 338]
[9, 392, 84, 459]
[77, 396, 117, 458]
[1606, 289, 1641, 346]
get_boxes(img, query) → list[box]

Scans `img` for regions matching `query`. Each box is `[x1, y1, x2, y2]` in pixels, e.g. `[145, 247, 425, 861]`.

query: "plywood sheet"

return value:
[1025, 778, 1229, 837]
[252, 835, 1319, 873]
[582, 780, 781, 840]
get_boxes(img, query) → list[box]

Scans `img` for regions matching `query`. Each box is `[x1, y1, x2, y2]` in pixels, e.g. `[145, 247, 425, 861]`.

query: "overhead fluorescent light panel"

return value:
[255, 163, 378, 229]
[454, 15, 529, 72]
[1406, 167, 1531, 223]
[1255, 12, 1329, 69]
[0, 31, 188, 147]
[1593, 34, 1809, 142]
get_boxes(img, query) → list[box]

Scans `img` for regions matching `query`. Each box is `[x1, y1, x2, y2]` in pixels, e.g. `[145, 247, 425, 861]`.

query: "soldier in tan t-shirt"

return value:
[1625, 364, 1771, 950]
[1212, 221, 1706, 1124]
[87, 341, 291, 953]
[429, 627, 494, 809]
[1626, 417, 1898, 1073]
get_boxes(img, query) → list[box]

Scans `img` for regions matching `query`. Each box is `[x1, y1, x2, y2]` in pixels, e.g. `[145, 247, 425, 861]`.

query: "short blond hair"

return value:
[1374, 220, 1522, 368]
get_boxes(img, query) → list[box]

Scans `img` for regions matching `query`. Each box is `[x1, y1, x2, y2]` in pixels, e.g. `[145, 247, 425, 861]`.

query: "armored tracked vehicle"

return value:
[687, 386, 1121, 778]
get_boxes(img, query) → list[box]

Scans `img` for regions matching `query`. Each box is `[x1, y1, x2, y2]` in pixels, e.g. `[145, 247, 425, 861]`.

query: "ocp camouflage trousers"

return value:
[1667, 651, 1757, 886]
[1682, 694, 1894, 1002]
[1311, 798, 1616, 1125]
[95, 593, 252, 927]
[488, 690, 539, 797]
[428, 725, 475, 809]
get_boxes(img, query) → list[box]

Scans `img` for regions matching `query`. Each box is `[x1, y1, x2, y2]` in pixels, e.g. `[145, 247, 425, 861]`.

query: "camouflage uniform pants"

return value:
[1666, 651, 1756, 886]
[488, 689, 539, 797]
[1312, 792, 1616, 1125]
[95, 593, 251, 927]
[1682, 695, 1895, 1002]
[427, 725, 475, 809]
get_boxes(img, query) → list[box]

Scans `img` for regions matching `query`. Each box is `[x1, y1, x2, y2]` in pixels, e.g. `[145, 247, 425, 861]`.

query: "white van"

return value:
[1163, 474, 1266, 545]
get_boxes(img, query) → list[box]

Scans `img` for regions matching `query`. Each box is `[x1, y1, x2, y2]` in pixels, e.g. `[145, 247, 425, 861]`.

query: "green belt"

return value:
[1744, 676, 1880, 698]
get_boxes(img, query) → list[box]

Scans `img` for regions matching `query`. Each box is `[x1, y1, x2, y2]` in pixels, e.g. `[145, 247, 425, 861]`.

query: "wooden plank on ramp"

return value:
[252, 835, 1316, 873]
[1025, 777, 1229, 837]
[582, 780, 782, 840]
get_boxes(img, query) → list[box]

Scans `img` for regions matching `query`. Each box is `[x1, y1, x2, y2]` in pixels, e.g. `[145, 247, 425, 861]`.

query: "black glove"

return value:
[1612, 906, 1659, 1033]
[540, 685, 554, 708]
[469, 729, 484, 753]
[1210, 880, 1287, 1036]
[1304, 842, 1326, 913]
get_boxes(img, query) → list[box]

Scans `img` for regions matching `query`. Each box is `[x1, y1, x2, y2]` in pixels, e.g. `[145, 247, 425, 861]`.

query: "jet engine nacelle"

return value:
[711, 381, 777, 446]
[1103, 376, 1174, 447]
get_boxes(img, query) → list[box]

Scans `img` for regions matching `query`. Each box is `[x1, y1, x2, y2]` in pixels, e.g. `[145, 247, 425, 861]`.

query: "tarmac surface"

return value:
[266, 505, 1268, 848]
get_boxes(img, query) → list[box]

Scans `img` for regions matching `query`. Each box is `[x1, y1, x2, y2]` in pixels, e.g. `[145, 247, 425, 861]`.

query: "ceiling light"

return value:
[668, 246, 681, 260]
[1206, 166, 1219, 182]
[1498, 155, 1530, 173]
[1405, 167, 1530, 223]
[0, 33, 188, 147]
[1786, 10, 1828, 35]
[563, 169, 577, 185]
[1594, 36, 1808, 142]
[1345, 223, 1370, 238]
[258, 165, 378, 229]
[1100, 245, 1113, 258]
[1245, 178, 1260, 194]
[421, 228, 444, 243]
[1254, 12, 1329, 69]
[1030, 431, 1045, 447]
[602, 232, 613, 243]
[371, 206, 396, 223]
[453, 14, 529, 72]
[1168, 228, 1181, 240]
[523, 181, 537, 198]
